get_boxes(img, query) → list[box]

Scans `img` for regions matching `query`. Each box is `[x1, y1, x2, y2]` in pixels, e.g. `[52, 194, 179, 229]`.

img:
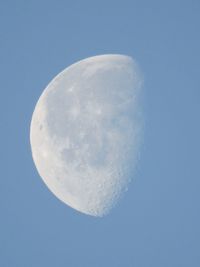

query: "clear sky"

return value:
[1, 1, 200, 266]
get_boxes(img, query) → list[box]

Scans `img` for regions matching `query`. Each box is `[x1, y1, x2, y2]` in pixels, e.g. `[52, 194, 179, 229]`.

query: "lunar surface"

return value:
[30, 54, 143, 217]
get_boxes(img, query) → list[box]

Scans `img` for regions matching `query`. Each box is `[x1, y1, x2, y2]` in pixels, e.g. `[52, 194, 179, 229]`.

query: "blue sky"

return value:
[1, 1, 200, 266]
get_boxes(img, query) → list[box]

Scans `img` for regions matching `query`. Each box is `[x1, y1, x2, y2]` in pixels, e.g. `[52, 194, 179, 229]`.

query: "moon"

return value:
[30, 54, 143, 217]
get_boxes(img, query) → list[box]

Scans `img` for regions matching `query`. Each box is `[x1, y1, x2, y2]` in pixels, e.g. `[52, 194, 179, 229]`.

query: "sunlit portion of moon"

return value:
[30, 54, 143, 217]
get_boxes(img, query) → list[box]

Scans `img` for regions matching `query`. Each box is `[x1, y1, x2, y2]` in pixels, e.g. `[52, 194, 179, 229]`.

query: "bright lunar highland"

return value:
[30, 54, 143, 217]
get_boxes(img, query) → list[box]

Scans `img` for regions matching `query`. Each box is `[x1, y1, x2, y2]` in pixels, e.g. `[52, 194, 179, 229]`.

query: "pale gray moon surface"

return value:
[30, 54, 143, 217]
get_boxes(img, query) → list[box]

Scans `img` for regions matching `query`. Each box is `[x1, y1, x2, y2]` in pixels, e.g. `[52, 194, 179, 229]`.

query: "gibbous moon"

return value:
[30, 54, 143, 217]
